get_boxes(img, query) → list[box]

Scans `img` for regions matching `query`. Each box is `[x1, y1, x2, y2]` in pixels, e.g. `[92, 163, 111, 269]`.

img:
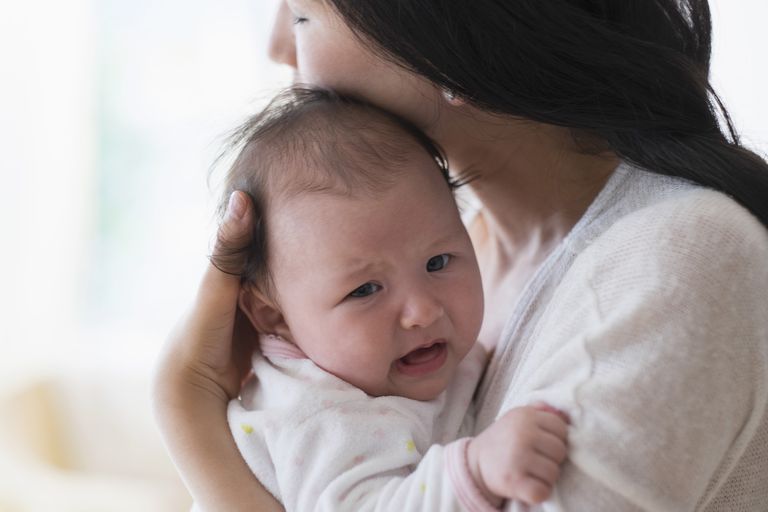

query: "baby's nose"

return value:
[400, 291, 445, 330]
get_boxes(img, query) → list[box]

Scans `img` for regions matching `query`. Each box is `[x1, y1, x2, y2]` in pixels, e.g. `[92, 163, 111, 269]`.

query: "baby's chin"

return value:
[399, 385, 447, 402]
[364, 379, 449, 402]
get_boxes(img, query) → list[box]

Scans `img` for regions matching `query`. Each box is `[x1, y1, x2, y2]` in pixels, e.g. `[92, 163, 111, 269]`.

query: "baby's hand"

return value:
[467, 404, 569, 506]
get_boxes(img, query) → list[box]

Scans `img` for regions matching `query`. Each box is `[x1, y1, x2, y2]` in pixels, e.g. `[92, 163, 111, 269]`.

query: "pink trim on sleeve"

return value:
[259, 334, 307, 360]
[445, 438, 501, 512]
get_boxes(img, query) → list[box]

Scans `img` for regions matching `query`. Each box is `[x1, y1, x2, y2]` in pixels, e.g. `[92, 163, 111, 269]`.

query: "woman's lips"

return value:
[395, 341, 448, 377]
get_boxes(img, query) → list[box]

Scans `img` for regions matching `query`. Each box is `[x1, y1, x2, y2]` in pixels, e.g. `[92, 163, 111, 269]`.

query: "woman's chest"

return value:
[476, 254, 544, 352]
[471, 251, 576, 432]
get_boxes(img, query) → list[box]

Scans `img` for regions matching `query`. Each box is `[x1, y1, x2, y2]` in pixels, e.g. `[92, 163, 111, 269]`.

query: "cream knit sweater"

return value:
[474, 163, 768, 511]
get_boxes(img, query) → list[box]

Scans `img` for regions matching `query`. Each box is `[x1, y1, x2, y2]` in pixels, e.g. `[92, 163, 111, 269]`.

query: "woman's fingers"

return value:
[162, 190, 256, 401]
[211, 190, 254, 274]
[232, 306, 259, 387]
[195, 191, 254, 326]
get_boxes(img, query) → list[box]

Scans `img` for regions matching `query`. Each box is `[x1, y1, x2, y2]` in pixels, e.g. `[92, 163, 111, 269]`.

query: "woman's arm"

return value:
[154, 385, 282, 511]
[152, 191, 284, 512]
[505, 191, 768, 511]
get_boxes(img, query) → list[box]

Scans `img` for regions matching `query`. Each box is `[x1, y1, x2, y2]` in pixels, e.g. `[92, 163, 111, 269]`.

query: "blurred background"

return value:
[0, 1, 765, 510]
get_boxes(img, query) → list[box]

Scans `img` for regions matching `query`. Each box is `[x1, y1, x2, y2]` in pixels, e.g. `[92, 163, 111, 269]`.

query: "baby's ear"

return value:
[239, 284, 292, 341]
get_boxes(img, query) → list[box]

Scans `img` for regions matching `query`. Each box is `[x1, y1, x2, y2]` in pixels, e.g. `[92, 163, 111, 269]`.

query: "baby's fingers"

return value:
[526, 455, 561, 487]
[534, 430, 568, 463]
[514, 475, 553, 505]
[532, 402, 570, 424]
[534, 409, 570, 441]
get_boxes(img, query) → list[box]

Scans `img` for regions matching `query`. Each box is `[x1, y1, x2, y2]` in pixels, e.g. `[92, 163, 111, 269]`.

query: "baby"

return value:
[215, 87, 568, 511]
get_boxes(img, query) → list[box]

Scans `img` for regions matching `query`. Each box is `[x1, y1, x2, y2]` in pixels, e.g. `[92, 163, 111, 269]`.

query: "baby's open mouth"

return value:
[395, 341, 448, 377]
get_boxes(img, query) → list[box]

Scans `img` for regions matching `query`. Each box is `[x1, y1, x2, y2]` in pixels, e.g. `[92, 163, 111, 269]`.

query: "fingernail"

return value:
[227, 191, 246, 220]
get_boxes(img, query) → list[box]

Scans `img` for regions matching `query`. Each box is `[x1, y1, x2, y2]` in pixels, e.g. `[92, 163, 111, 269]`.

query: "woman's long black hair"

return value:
[326, 0, 768, 227]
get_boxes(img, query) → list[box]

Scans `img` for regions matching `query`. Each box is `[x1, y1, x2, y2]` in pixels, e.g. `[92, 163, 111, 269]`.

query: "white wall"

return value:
[710, 0, 768, 154]
[0, 0, 288, 380]
[0, 0, 97, 372]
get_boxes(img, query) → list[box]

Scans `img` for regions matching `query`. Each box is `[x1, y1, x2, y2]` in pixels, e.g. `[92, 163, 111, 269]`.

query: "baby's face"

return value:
[267, 151, 484, 401]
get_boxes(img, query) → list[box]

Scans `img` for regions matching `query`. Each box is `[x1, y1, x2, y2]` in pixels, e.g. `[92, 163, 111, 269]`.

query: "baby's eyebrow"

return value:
[335, 260, 378, 282]
[324, 226, 467, 280]
[431, 230, 464, 246]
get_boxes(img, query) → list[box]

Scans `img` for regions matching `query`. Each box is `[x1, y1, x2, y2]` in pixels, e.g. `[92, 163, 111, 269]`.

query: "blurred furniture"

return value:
[0, 369, 191, 511]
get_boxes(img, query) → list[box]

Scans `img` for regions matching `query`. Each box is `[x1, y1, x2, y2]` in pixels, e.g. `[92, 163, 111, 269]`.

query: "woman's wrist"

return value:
[152, 314, 237, 421]
[152, 372, 227, 435]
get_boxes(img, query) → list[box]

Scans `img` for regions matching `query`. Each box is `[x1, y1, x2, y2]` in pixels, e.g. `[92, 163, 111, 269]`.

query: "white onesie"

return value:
[227, 335, 497, 511]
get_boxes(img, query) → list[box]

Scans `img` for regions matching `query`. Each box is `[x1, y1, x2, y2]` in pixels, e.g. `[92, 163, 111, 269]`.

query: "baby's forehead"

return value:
[269, 184, 465, 280]
[267, 159, 462, 258]
[220, 87, 455, 291]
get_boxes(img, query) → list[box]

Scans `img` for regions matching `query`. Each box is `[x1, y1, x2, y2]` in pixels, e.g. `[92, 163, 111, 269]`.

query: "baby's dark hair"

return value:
[214, 86, 453, 295]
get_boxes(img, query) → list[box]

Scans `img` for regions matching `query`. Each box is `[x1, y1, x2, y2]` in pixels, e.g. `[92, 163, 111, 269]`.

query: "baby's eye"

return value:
[349, 282, 381, 298]
[426, 254, 451, 272]
[293, 16, 308, 24]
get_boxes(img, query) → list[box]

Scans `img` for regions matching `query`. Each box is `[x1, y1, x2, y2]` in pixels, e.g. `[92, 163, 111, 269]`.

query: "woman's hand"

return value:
[156, 190, 256, 410]
[152, 191, 283, 511]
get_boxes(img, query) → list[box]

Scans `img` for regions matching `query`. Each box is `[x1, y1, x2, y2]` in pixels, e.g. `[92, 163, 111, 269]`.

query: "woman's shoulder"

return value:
[573, 186, 767, 304]
[557, 184, 768, 357]
[617, 187, 761, 252]
[576, 167, 768, 279]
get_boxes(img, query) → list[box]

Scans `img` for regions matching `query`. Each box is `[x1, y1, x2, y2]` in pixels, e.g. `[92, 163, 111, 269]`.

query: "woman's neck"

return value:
[438, 111, 618, 261]
[434, 112, 618, 350]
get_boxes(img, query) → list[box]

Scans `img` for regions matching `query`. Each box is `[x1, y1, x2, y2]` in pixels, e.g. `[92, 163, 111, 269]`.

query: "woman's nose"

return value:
[400, 289, 445, 330]
[268, 1, 298, 68]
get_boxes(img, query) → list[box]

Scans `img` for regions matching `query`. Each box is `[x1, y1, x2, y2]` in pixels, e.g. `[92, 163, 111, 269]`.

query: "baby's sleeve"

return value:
[270, 399, 499, 512]
[505, 192, 768, 511]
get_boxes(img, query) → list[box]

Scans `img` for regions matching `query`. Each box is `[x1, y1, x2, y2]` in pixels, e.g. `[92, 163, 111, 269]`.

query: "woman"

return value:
[153, 1, 768, 510]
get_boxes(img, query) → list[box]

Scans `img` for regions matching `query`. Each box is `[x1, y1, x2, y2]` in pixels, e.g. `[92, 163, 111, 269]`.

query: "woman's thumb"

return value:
[212, 191, 253, 274]
[195, 191, 254, 319]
